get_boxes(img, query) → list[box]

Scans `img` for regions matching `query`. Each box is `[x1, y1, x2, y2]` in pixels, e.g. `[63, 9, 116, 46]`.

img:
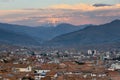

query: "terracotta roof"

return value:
[40, 63, 58, 70]
[46, 70, 57, 77]
[41, 76, 51, 80]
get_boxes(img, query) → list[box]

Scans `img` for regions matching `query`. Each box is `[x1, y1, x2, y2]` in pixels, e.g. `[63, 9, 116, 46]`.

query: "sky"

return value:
[0, 0, 120, 26]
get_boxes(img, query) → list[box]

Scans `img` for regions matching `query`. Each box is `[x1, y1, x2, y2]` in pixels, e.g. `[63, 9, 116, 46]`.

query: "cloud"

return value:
[93, 4, 112, 7]
[0, 3, 120, 26]
[49, 4, 95, 11]
[49, 3, 120, 11]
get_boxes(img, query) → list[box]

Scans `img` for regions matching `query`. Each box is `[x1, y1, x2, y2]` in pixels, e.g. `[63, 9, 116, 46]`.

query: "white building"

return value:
[13, 65, 32, 72]
[109, 63, 120, 70]
[88, 50, 92, 55]
[34, 69, 50, 80]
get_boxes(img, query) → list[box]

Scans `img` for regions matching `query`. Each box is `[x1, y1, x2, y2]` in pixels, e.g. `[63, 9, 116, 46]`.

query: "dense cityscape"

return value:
[0, 47, 120, 80]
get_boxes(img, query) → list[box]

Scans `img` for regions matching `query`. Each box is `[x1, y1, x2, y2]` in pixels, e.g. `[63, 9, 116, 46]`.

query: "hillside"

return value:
[0, 23, 86, 45]
[0, 28, 39, 46]
[48, 20, 120, 47]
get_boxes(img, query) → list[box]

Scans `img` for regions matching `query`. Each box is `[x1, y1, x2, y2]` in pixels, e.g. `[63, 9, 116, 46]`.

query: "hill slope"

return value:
[0, 28, 39, 46]
[0, 23, 86, 46]
[33, 23, 86, 40]
[48, 20, 120, 46]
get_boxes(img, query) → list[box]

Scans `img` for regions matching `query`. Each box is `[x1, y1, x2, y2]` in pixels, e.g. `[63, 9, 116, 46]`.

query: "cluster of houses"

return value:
[0, 48, 120, 80]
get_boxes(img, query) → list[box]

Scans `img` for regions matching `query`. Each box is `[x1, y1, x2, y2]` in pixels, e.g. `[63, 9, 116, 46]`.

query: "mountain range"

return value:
[0, 27, 39, 46]
[47, 19, 120, 47]
[0, 23, 86, 46]
[0, 19, 120, 48]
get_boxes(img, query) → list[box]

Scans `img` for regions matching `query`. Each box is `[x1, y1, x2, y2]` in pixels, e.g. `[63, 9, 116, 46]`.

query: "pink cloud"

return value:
[0, 4, 120, 26]
[49, 3, 120, 11]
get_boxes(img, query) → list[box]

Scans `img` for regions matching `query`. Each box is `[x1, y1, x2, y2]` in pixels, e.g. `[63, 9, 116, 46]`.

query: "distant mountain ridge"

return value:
[35, 23, 87, 40]
[0, 22, 87, 45]
[1, 19, 120, 47]
[0, 28, 39, 46]
[47, 19, 120, 47]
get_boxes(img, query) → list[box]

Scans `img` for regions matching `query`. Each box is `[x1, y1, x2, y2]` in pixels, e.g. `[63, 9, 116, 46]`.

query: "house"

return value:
[13, 64, 32, 72]
[110, 63, 120, 70]
[46, 71, 58, 79]
[34, 67, 50, 80]
[34, 63, 58, 80]
[40, 71, 58, 80]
